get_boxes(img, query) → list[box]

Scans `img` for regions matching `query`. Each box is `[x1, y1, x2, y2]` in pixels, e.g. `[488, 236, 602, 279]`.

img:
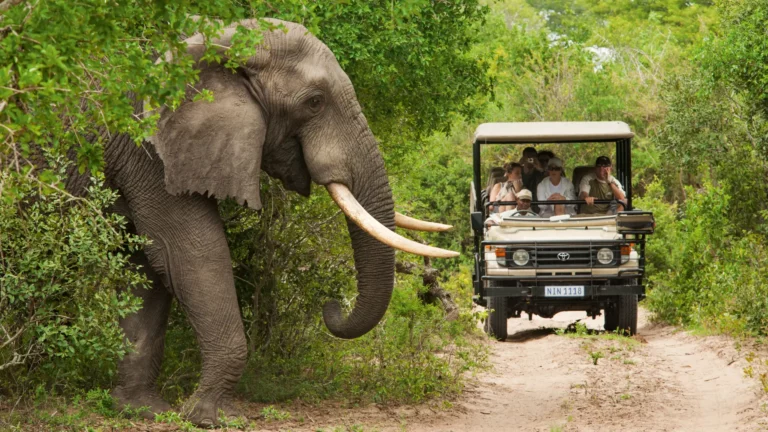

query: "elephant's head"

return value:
[147, 19, 456, 339]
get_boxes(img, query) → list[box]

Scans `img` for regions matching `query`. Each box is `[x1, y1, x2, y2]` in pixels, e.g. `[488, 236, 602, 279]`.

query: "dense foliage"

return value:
[0, 169, 145, 392]
[640, 0, 768, 333]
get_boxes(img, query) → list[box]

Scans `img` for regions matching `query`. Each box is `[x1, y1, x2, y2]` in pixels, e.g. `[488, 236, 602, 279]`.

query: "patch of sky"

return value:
[584, 46, 616, 72]
[538, 9, 556, 22]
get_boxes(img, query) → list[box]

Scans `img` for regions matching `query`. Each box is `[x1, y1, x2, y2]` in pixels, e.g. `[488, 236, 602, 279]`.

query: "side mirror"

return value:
[471, 212, 484, 231]
[617, 211, 655, 234]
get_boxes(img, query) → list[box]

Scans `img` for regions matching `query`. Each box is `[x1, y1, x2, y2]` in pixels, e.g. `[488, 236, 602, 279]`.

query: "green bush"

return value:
[235, 267, 488, 404]
[638, 179, 768, 335]
[0, 166, 147, 396]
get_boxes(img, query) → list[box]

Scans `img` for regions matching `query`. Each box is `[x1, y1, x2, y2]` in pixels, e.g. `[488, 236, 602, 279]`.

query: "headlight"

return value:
[513, 249, 530, 266]
[597, 247, 614, 265]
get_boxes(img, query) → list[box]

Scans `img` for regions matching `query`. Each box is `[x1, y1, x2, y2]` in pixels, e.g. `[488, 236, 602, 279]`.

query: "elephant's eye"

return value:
[307, 95, 324, 111]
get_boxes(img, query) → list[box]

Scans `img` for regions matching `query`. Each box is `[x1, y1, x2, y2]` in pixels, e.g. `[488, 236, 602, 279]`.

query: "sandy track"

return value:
[404, 310, 766, 432]
[240, 308, 768, 432]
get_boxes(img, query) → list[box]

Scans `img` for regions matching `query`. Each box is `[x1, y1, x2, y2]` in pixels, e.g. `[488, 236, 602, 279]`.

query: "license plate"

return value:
[544, 285, 585, 297]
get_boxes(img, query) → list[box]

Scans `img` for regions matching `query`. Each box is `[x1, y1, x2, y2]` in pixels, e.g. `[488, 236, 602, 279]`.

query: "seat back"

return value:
[482, 167, 506, 212]
[571, 166, 594, 193]
[486, 167, 505, 191]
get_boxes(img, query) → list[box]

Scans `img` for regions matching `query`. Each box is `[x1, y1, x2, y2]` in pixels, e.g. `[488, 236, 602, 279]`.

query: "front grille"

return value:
[535, 245, 593, 267]
[504, 243, 620, 268]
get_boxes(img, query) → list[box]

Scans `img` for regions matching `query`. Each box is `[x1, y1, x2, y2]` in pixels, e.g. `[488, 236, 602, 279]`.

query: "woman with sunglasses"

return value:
[536, 157, 576, 218]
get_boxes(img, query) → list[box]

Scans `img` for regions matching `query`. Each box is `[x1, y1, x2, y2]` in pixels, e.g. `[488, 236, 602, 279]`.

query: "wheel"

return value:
[615, 295, 638, 336]
[485, 296, 508, 341]
[603, 302, 619, 332]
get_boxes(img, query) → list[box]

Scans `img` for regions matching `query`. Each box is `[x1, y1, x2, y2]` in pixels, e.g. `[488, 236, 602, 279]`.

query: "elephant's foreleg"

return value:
[131, 195, 248, 427]
[170, 243, 248, 427]
[112, 252, 173, 418]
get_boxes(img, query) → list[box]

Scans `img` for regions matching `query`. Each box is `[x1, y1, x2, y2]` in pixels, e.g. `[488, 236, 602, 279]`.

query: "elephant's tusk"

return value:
[395, 212, 453, 232]
[326, 183, 460, 259]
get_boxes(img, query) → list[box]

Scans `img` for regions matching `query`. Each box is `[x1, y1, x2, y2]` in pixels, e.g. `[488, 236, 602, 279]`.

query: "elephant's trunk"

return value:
[322, 146, 396, 339]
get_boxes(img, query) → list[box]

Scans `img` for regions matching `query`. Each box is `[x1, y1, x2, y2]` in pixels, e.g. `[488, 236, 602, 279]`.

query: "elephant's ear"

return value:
[149, 63, 266, 210]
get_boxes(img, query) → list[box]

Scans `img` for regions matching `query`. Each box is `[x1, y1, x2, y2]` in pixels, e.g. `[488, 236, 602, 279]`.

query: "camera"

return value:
[527, 158, 534, 163]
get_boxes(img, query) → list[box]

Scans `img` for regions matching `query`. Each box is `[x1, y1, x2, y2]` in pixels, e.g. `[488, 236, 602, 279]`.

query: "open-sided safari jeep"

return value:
[469, 122, 654, 340]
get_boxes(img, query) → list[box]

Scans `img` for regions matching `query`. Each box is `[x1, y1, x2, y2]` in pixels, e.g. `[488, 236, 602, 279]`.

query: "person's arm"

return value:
[579, 175, 594, 205]
[489, 182, 501, 203]
[537, 181, 551, 216]
[564, 181, 578, 215]
[607, 176, 626, 211]
[607, 175, 626, 201]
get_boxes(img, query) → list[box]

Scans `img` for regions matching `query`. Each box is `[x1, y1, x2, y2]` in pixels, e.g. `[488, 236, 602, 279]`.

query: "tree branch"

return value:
[0, 325, 24, 349]
[395, 260, 459, 320]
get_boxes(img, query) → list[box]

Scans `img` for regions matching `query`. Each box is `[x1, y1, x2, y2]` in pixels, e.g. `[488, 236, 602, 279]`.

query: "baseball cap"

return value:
[595, 156, 612, 167]
[517, 189, 533, 200]
[547, 157, 563, 168]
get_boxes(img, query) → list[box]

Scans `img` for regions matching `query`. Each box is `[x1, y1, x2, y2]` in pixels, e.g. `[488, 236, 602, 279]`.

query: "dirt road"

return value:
[248, 309, 768, 432]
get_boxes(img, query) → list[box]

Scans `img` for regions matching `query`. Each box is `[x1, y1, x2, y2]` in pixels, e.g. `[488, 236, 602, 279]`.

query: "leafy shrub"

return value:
[236, 267, 488, 404]
[638, 179, 768, 335]
[0, 167, 146, 396]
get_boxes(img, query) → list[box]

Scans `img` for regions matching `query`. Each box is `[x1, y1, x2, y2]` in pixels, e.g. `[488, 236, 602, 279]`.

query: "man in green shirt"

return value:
[578, 156, 626, 214]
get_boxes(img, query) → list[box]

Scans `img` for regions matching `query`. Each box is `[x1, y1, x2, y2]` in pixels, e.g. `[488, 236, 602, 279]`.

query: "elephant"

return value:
[74, 18, 458, 426]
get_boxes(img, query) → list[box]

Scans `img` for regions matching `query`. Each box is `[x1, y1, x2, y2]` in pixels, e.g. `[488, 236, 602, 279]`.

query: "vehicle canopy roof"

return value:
[473, 121, 634, 144]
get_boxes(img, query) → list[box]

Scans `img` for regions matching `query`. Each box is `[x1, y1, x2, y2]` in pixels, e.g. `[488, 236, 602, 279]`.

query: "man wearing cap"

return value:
[501, 189, 537, 218]
[485, 189, 537, 227]
[537, 157, 576, 218]
[579, 156, 626, 214]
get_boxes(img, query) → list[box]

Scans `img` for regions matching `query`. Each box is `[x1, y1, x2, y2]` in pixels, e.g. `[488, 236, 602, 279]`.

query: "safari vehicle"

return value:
[469, 122, 654, 340]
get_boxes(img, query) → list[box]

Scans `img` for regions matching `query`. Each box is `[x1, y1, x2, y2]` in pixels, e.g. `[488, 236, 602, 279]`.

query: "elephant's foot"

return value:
[112, 386, 172, 420]
[181, 390, 241, 427]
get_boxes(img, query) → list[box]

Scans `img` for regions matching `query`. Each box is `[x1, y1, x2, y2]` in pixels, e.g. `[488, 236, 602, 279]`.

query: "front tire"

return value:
[603, 302, 619, 332]
[485, 296, 508, 341]
[615, 295, 638, 335]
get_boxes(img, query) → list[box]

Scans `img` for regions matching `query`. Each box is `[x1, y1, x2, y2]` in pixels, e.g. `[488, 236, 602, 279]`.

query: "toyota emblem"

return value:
[557, 252, 570, 261]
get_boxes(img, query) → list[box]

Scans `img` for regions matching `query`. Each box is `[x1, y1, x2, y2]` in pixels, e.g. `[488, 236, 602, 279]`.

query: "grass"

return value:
[589, 350, 605, 365]
[260, 405, 291, 421]
[1, 390, 155, 431]
[743, 352, 768, 394]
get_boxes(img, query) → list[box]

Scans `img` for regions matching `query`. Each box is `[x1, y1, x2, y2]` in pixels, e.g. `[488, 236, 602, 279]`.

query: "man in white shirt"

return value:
[537, 158, 576, 218]
[579, 156, 626, 214]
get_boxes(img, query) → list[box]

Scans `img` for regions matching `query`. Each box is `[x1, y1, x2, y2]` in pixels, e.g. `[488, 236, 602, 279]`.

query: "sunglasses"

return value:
[548, 166, 562, 171]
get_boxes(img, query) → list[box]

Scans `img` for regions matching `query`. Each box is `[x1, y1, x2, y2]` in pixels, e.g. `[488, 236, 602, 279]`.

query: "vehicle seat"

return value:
[486, 167, 505, 191]
[571, 166, 593, 192]
[481, 167, 505, 211]
[571, 165, 594, 213]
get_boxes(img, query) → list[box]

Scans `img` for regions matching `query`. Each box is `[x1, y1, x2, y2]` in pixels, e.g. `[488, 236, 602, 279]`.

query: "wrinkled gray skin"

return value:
[95, 19, 395, 426]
